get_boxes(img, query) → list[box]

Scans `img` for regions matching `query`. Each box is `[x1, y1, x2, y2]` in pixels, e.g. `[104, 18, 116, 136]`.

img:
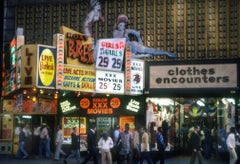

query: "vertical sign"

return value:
[53, 33, 65, 89]
[125, 45, 131, 94]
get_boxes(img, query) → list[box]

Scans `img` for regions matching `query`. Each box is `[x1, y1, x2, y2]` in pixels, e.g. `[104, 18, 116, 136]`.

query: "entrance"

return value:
[13, 115, 56, 155]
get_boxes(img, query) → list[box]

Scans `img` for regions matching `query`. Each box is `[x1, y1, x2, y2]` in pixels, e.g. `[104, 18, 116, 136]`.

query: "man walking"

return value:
[81, 124, 98, 164]
[64, 127, 80, 164]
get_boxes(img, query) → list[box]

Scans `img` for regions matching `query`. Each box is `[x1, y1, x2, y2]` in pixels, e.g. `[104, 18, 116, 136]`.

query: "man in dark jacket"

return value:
[81, 124, 98, 164]
[189, 125, 203, 164]
[156, 127, 165, 164]
[64, 127, 80, 164]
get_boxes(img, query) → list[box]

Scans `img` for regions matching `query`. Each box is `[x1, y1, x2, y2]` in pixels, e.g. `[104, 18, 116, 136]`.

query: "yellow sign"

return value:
[39, 48, 55, 86]
[63, 64, 95, 92]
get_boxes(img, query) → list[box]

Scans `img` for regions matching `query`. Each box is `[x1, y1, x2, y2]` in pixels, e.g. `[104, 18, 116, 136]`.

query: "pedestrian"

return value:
[33, 123, 41, 156]
[15, 125, 29, 159]
[140, 127, 153, 164]
[39, 123, 50, 158]
[64, 127, 80, 164]
[156, 127, 166, 164]
[189, 124, 203, 164]
[81, 124, 98, 164]
[23, 123, 32, 154]
[118, 123, 133, 164]
[46, 125, 53, 157]
[112, 124, 120, 162]
[54, 125, 66, 161]
[98, 131, 114, 164]
[203, 124, 212, 159]
[113, 14, 176, 59]
[132, 128, 140, 164]
[226, 127, 238, 164]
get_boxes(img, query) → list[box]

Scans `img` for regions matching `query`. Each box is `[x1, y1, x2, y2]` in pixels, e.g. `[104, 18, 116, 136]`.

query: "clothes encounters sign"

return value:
[150, 64, 237, 88]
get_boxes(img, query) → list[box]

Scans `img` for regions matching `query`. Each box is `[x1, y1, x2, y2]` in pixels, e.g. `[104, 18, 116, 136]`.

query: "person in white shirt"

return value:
[226, 127, 238, 164]
[98, 131, 114, 164]
[54, 125, 66, 161]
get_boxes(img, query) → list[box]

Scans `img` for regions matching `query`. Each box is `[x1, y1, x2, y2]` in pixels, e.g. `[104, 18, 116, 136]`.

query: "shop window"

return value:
[62, 117, 87, 151]
[145, 97, 235, 154]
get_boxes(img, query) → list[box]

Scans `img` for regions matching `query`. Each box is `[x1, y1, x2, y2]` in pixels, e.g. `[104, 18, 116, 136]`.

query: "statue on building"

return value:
[84, 0, 105, 37]
[113, 14, 176, 59]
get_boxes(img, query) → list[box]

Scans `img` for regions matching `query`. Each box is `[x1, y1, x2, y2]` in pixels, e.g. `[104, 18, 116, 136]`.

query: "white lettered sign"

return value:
[95, 70, 124, 94]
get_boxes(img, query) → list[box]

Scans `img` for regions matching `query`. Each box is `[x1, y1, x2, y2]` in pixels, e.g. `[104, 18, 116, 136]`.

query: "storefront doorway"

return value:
[13, 115, 56, 155]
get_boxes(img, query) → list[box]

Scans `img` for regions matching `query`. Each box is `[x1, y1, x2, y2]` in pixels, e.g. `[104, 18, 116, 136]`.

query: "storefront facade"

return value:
[58, 94, 145, 151]
[144, 59, 240, 154]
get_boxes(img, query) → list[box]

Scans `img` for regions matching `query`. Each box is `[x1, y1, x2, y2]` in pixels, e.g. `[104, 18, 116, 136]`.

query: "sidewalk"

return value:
[0, 155, 227, 164]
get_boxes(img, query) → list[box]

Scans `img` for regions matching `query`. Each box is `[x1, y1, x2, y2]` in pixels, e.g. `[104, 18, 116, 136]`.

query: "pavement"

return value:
[0, 154, 227, 164]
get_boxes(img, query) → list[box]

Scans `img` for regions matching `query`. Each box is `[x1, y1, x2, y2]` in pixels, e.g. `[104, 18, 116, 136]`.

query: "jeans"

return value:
[54, 141, 66, 160]
[39, 138, 50, 158]
[65, 149, 81, 164]
[16, 141, 28, 158]
[140, 152, 153, 164]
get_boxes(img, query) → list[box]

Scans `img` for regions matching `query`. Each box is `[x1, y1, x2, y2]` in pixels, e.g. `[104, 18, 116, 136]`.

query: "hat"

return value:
[117, 14, 128, 24]
[42, 123, 46, 126]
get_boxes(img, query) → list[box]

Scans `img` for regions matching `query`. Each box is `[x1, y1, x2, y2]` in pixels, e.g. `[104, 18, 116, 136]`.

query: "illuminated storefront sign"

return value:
[95, 70, 124, 94]
[21, 45, 38, 88]
[60, 100, 78, 114]
[150, 64, 237, 88]
[125, 45, 131, 94]
[80, 97, 121, 115]
[95, 38, 125, 71]
[59, 95, 144, 115]
[37, 45, 56, 89]
[63, 65, 95, 92]
[126, 98, 140, 112]
[60, 26, 94, 66]
[53, 33, 65, 89]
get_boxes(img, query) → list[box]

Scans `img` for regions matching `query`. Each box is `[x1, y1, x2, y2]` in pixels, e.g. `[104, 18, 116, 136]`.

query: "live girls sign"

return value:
[149, 63, 237, 89]
[95, 38, 125, 71]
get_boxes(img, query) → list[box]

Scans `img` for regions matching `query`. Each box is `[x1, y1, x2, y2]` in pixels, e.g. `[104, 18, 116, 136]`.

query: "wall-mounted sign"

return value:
[129, 59, 144, 95]
[60, 100, 78, 114]
[95, 70, 124, 94]
[150, 64, 237, 88]
[10, 37, 16, 70]
[95, 38, 125, 71]
[37, 45, 56, 89]
[16, 48, 21, 89]
[126, 98, 140, 113]
[80, 97, 121, 115]
[21, 45, 38, 88]
[53, 33, 65, 89]
[63, 64, 95, 92]
[59, 26, 94, 66]
[125, 45, 131, 94]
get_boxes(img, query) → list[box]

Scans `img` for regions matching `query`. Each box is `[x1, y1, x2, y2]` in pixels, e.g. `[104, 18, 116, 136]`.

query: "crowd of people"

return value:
[15, 121, 240, 164]
[61, 123, 166, 164]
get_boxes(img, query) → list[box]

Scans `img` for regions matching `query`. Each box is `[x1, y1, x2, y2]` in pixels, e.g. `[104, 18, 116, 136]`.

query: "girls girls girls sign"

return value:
[95, 38, 126, 71]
